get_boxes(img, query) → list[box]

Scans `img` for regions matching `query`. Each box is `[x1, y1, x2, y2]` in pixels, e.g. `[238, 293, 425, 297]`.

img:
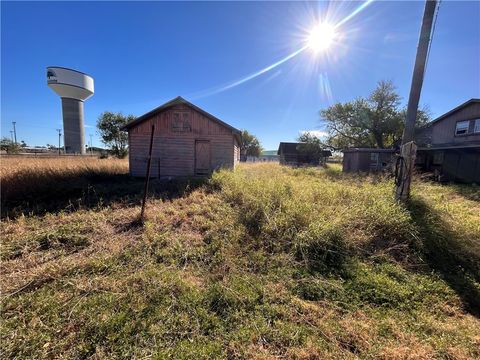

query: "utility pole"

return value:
[89, 134, 93, 155]
[56, 129, 62, 156]
[395, 0, 437, 202]
[12, 121, 17, 144]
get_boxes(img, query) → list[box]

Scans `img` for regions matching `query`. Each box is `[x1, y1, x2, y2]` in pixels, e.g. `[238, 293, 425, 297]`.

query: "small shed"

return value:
[342, 148, 396, 172]
[277, 142, 332, 166]
[123, 96, 241, 178]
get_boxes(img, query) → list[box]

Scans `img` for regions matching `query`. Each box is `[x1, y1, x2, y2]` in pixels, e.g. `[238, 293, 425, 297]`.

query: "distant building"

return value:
[415, 98, 480, 182]
[342, 148, 396, 172]
[246, 150, 279, 162]
[341, 99, 480, 182]
[277, 142, 331, 166]
[122, 97, 241, 178]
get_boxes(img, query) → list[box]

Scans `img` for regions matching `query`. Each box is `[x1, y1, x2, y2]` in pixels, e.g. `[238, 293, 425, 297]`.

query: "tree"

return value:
[240, 130, 262, 161]
[296, 132, 329, 165]
[320, 80, 430, 149]
[97, 112, 133, 158]
[0, 138, 21, 154]
[297, 131, 323, 154]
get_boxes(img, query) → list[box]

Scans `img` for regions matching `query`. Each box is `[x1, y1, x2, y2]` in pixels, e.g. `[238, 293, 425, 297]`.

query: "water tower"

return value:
[47, 67, 94, 154]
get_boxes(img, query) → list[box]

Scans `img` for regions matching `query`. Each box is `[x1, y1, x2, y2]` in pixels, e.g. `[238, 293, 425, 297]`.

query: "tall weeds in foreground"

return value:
[211, 163, 417, 263]
[1, 161, 479, 358]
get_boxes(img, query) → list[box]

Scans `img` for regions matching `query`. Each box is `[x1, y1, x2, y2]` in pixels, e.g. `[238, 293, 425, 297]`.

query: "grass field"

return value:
[1, 158, 480, 359]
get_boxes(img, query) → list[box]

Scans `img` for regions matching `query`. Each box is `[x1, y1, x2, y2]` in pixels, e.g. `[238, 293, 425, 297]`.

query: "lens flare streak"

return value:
[190, 0, 375, 99]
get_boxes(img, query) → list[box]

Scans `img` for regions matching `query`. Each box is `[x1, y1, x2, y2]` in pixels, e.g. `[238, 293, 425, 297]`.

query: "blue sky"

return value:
[1, 1, 479, 150]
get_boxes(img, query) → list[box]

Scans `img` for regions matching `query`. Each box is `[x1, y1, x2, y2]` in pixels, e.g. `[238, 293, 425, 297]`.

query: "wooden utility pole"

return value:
[395, 0, 437, 201]
[56, 129, 62, 156]
[140, 124, 155, 222]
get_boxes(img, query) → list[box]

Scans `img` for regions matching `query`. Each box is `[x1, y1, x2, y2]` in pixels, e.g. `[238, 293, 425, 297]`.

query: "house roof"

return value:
[261, 150, 279, 156]
[418, 143, 480, 151]
[122, 96, 241, 137]
[342, 148, 396, 153]
[428, 98, 480, 126]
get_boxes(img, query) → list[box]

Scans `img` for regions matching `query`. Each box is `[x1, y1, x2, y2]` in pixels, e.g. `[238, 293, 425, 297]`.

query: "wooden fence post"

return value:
[395, 141, 417, 202]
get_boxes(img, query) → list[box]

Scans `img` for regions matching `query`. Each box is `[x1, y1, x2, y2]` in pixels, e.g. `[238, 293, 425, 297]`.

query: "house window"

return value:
[433, 151, 444, 165]
[172, 112, 191, 132]
[370, 152, 379, 161]
[455, 120, 469, 135]
[474, 119, 480, 133]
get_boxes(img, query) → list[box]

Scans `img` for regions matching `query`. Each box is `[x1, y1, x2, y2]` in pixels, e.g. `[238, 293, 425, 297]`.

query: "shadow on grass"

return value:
[408, 197, 480, 316]
[450, 183, 480, 202]
[1, 171, 207, 219]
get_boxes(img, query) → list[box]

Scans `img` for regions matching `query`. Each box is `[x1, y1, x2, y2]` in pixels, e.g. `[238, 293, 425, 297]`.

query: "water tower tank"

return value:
[47, 67, 94, 154]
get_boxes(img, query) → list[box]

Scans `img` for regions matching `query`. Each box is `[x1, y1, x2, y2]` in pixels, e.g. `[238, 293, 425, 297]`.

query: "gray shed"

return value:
[342, 148, 396, 172]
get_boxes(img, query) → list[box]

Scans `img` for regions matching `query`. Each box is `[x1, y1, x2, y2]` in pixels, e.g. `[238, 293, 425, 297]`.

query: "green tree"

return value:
[97, 112, 133, 158]
[0, 138, 21, 154]
[320, 80, 430, 149]
[297, 131, 323, 154]
[296, 132, 330, 165]
[240, 130, 262, 161]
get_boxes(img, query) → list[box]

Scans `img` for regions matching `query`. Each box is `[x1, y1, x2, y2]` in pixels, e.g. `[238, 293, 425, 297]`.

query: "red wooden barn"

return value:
[123, 97, 241, 178]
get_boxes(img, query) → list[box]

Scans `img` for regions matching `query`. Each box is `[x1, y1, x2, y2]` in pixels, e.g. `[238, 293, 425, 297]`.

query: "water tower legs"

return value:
[61, 98, 85, 154]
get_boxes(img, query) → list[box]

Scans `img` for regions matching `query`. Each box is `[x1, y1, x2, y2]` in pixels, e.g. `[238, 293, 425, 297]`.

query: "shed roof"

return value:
[122, 96, 241, 136]
[342, 148, 396, 153]
[277, 142, 304, 154]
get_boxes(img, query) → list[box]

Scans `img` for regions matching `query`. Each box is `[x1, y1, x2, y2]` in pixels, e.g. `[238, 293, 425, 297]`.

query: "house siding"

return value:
[426, 102, 480, 146]
[415, 100, 480, 183]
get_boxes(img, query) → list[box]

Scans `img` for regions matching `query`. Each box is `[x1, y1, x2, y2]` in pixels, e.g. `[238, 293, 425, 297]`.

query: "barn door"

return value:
[195, 140, 211, 175]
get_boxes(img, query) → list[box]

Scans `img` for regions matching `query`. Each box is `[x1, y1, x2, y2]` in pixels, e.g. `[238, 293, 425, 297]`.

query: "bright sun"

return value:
[307, 23, 336, 52]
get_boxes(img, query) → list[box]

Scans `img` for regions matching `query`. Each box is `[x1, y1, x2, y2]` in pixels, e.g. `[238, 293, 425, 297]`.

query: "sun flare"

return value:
[307, 23, 336, 52]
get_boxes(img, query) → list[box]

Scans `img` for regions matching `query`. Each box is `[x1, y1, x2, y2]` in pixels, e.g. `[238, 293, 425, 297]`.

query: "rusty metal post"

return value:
[140, 123, 155, 222]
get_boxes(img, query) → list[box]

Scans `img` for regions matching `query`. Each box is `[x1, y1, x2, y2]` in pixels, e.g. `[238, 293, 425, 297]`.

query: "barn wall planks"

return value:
[127, 104, 237, 177]
[430, 102, 480, 146]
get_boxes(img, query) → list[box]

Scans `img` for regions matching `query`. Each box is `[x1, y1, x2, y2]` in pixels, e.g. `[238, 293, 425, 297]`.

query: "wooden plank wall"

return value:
[233, 138, 240, 166]
[431, 103, 480, 145]
[128, 105, 235, 177]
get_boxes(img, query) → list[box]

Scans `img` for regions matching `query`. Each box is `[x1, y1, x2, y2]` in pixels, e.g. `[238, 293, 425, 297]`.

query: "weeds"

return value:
[1, 161, 479, 358]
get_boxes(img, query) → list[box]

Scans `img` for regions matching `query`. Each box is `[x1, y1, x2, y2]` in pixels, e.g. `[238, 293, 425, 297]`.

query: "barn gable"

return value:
[123, 96, 241, 140]
[124, 97, 241, 178]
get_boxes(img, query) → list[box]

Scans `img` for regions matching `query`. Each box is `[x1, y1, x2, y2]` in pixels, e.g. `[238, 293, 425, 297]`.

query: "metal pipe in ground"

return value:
[140, 123, 155, 222]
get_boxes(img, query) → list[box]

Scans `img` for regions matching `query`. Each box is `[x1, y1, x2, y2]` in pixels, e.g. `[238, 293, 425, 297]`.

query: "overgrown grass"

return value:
[1, 161, 479, 358]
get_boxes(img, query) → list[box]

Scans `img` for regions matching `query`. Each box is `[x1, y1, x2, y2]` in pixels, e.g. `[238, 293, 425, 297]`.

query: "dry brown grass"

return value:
[1, 156, 130, 218]
[0, 155, 128, 175]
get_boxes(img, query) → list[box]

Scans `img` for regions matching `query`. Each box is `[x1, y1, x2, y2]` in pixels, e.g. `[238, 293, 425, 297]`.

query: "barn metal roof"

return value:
[122, 96, 242, 136]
